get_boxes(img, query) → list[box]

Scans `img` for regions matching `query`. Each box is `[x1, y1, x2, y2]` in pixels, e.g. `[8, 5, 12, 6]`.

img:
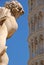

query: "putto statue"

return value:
[0, 0, 24, 65]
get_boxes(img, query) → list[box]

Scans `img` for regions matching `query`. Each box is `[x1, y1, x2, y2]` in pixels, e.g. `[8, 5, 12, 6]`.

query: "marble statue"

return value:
[0, 0, 24, 65]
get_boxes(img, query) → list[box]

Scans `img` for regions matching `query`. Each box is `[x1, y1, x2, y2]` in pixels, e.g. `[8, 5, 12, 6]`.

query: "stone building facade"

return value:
[28, 0, 44, 65]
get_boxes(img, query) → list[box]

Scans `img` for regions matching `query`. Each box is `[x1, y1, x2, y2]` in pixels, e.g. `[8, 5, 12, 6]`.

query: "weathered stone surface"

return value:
[28, 0, 44, 65]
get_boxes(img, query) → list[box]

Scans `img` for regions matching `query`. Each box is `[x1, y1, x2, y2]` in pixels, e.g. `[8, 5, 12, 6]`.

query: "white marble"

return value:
[0, 0, 24, 65]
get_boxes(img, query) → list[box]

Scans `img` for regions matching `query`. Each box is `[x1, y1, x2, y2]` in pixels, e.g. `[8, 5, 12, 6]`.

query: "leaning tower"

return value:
[28, 0, 44, 65]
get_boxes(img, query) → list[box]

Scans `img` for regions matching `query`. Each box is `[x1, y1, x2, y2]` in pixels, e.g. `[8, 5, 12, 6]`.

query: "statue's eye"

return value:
[18, 8, 22, 11]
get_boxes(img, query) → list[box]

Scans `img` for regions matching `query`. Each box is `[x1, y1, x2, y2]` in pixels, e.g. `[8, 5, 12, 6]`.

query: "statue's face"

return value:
[5, 1, 24, 18]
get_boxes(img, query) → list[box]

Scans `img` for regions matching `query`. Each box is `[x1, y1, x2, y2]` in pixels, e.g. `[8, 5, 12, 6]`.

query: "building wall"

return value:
[28, 0, 44, 65]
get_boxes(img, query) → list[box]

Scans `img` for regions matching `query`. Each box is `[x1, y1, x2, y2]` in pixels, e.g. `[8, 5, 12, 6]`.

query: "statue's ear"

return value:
[0, 16, 7, 25]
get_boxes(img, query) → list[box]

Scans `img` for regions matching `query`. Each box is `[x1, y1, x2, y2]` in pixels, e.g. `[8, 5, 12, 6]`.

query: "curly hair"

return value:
[5, 1, 24, 18]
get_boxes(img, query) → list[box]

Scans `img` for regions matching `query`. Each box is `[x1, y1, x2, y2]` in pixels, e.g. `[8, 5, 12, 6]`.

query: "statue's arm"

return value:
[0, 7, 9, 26]
[0, 16, 7, 25]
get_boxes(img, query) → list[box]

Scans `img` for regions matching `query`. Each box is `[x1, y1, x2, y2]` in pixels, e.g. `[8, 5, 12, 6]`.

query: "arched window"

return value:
[31, 0, 36, 10]
[31, 39, 33, 52]
[39, 34, 43, 54]
[31, 39, 34, 57]
[31, 0, 33, 10]
[28, 18, 31, 34]
[35, 62, 38, 65]
[40, 60, 44, 65]
[34, 37, 38, 55]
[39, 11, 43, 20]
[31, 18, 35, 32]
[31, 0, 34, 10]
[34, 14, 38, 31]
[32, 64, 34, 65]
[38, 11, 43, 29]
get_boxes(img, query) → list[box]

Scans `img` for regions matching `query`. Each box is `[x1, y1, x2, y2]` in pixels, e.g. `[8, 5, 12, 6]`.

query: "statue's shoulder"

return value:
[0, 7, 5, 18]
[0, 7, 10, 18]
[0, 7, 6, 11]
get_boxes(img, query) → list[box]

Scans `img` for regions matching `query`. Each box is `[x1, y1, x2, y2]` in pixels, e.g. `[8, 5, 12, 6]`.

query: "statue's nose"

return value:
[22, 10, 24, 14]
[18, 8, 24, 14]
[19, 8, 22, 11]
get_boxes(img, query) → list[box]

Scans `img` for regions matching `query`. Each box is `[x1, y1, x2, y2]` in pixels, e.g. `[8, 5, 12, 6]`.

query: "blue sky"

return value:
[0, 0, 29, 65]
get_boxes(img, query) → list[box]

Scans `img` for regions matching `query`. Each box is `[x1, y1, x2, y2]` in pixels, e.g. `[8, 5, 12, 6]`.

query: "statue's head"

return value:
[5, 0, 24, 18]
